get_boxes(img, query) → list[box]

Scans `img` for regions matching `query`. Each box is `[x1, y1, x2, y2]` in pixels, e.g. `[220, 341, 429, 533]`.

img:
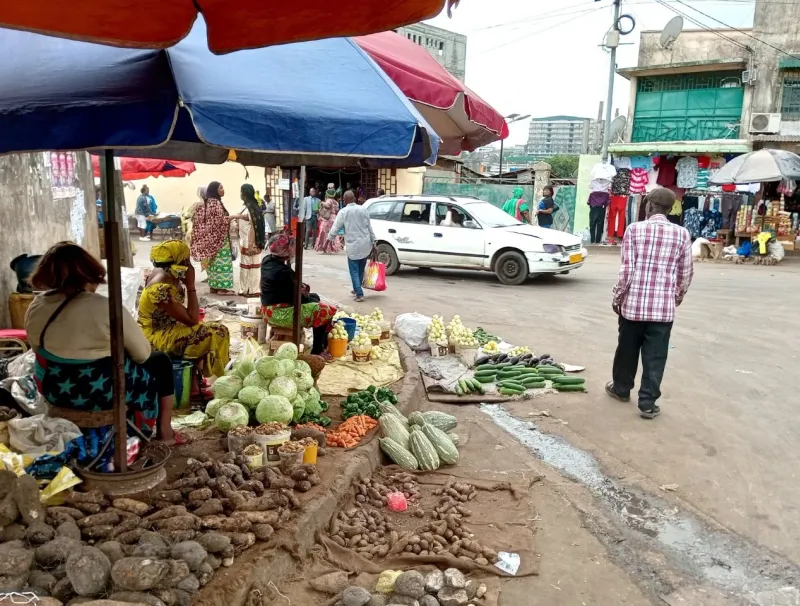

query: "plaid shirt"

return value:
[612, 214, 694, 323]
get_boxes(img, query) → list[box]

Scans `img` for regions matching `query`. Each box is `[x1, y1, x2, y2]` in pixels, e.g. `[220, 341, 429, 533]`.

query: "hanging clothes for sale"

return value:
[676, 156, 698, 188]
[629, 168, 648, 194]
[589, 161, 616, 193]
[611, 168, 631, 195]
[630, 156, 652, 169]
[720, 193, 742, 230]
[683, 207, 703, 238]
[607, 195, 627, 239]
[613, 156, 631, 169]
[655, 156, 678, 186]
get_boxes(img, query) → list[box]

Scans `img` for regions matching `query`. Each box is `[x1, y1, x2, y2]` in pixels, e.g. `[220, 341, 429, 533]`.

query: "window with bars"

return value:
[637, 72, 742, 93]
[782, 76, 800, 119]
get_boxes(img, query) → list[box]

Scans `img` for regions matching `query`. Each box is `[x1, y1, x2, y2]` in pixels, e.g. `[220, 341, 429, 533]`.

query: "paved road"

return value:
[299, 249, 800, 572]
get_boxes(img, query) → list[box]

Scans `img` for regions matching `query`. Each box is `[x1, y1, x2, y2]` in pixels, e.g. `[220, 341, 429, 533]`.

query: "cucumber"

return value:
[474, 375, 496, 384]
[455, 383, 464, 396]
[458, 379, 469, 393]
[555, 384, 587, 392]
[523, 382, 546, 389]
[499, 387, 525, 395]
[552, 376, 586, 385]
[521, 376, 546, 385]
[514, 367, 541, 374]
[474, 369, 498, 378]
[468, 378, 483, 391]
[495, 362, 512, 369]
[536, 367, 564, 375]
[497, 381, 526, 391]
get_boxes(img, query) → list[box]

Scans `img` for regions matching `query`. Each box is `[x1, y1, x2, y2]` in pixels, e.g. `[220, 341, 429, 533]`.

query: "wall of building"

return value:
[396, 23, 467, 81]
[636, 29, 751, 69]
[395, 168, 425, 195]
[0, 152, 99, 327]
[527, 117, 592, 156]
[752, 0, 800, 116]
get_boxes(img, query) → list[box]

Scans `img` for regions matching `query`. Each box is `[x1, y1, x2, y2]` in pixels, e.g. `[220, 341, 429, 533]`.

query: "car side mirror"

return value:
[463, 220, 477, 229]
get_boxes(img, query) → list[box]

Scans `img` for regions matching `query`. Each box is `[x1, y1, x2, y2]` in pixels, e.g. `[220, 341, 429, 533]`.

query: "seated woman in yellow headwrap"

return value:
[138, 241, 231, 383]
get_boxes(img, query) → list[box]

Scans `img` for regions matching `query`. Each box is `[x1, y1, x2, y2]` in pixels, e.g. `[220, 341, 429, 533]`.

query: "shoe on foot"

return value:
[639, 405, 661, 419]
[354, 296, 365, 302]
[605, 381, 630, 402]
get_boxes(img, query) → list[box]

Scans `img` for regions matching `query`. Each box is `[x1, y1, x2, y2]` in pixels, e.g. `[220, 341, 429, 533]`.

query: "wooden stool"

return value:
[266, 325, 294, 355]
[0, 329, 28, 357]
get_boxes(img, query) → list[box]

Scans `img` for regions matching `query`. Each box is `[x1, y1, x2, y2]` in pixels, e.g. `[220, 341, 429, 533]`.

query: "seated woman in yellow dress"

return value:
[138, 241, 230, 382]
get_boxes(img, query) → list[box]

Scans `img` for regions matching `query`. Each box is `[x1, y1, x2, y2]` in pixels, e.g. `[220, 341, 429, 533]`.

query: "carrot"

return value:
[326, 414, 379, 447]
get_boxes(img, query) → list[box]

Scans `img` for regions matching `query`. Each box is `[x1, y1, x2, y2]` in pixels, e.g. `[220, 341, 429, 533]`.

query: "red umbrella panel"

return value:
[92, 157, 196, 181]
[355, 31, 508, 155]
[0, 0, 458, 55]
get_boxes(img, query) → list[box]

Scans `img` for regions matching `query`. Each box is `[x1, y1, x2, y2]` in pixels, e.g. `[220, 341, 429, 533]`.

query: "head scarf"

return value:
[267, 233, 295, 259]
[325, 183, 337, 199]
[241, 184, 266, 249]
[512, 187, 524, 200]
[150, 240, 191, 279]
[206, 181, 222, 201]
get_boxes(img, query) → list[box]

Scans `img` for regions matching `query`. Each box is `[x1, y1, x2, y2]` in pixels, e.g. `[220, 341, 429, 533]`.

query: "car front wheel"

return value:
[495, 250, 528, 285]
[376, 243, 400, 275]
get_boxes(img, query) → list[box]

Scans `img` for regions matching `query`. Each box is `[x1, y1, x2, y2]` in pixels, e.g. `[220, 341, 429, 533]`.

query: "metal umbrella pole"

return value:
[99, 149, 128, 473]
[292, 166, 307, 347]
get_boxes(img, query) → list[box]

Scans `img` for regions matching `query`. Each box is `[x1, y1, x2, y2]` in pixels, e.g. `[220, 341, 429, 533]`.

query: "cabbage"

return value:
[292, 369, 314, 392]
[205, 398, 230, 418]
[295, 360, 312, 375]
[234, 357, 256, 379]
[275, 342, 298, 361]
[212, 375, 243, 399]
[239, 386, 267, 408]
[255, 356, 279, 379]
[243, 370, 270, 390]
[291, 396, 306, 423]
[303, 391, 322, 415]
[276, 359, 295, 377]
[255, 395, 293, 424]
[215, 402, 250, 431]
[269, 376, 298, 401]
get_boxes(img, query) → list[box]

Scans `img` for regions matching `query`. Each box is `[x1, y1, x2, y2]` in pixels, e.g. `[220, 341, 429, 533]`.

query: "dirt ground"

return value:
[134, 240, 800, 604]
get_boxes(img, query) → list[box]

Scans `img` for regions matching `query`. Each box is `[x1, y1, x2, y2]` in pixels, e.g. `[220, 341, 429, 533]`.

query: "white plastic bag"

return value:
[394, 312, 432, 351]
[97, 265, 145, 315]
[8, 414, 82, 456]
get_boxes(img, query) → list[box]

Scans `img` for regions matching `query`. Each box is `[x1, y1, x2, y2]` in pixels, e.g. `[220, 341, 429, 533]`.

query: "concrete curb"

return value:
[195, 338, 424, 606]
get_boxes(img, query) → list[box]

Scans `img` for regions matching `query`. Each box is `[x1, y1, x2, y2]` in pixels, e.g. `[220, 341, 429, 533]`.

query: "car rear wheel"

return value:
[376, 243, 399, 275]
[495, 250, 528, 285]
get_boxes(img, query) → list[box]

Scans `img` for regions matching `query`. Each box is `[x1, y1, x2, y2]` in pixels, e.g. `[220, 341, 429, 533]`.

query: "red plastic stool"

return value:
[0, 329, 28, 356]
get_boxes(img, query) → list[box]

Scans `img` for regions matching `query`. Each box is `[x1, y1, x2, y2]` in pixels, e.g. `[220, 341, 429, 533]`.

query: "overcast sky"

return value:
[425, 0, 755, 145]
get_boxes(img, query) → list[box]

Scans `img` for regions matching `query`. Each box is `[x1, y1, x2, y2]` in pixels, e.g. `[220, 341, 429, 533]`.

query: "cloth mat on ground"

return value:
[317, 341, 403, 396]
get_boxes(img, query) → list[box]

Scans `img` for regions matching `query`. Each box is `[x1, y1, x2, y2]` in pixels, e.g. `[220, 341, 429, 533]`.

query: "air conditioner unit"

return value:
[742, 68, 758, 85]
[749, 112, 781, 134]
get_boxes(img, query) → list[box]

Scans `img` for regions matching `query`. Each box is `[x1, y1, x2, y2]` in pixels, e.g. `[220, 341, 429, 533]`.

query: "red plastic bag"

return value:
[362, 260, 386, 292]
[386, 491, 407, 512]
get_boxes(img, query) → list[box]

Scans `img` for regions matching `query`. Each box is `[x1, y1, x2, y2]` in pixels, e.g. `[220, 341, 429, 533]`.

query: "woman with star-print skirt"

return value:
[25, 243, 186, 449]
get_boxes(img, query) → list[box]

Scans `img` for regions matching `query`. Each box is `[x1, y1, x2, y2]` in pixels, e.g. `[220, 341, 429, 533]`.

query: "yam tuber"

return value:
[230, 511, 279, 526]
[200, 516, 251, 533]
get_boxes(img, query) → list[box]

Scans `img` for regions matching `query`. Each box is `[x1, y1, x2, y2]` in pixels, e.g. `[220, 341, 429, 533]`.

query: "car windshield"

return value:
[466, 202, 523, 228]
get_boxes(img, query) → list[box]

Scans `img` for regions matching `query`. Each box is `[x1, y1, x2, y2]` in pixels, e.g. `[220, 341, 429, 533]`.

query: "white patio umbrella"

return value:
[709, 149, 800, 184]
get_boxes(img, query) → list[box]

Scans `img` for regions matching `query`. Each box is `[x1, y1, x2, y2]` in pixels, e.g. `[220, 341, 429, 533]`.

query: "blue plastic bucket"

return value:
[172, 360, 193, 409]
[340, 317, 357, 342]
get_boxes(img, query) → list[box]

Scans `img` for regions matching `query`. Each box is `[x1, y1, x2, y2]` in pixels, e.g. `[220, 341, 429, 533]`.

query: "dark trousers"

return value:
[348, 257, 368, 297]
[304, 215, 318, 248]
[142, 351, 174, 398]
[589, 206, 606, 243]
[612, 316, 673, 410]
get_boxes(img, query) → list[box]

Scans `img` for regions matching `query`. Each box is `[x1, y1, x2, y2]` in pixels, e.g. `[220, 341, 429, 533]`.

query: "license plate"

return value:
[569, 253, 583, 264]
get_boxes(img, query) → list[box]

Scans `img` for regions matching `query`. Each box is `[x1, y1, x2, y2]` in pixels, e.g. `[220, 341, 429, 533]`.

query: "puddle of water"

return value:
[480, 404, 799, 604]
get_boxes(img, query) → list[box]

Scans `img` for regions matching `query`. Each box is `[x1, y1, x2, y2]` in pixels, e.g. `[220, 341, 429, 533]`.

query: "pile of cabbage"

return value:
[205, 343, 326, 432]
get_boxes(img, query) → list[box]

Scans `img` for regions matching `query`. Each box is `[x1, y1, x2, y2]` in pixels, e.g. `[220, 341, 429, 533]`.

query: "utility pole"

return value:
[601, 0, 622, 160]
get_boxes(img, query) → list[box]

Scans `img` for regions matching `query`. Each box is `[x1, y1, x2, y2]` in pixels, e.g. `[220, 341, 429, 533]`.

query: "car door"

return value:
[382, 202, 439, 265]
[430, 203, 487, 267]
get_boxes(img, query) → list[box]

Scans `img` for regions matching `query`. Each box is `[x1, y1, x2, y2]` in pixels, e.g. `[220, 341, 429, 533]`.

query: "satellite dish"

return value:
[608, 115, 627, 143]
[660, 16, 683, 49]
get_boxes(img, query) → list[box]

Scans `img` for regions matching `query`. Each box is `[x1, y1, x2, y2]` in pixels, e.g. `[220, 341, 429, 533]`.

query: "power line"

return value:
[475, 2, 610, 33]
[667, 0, 800, 59]
[480, 4, 609, 53]
[653, 0, 753, 51]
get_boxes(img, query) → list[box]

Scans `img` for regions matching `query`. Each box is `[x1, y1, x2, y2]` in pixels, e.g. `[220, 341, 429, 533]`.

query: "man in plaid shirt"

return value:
[606, 187, 693, 419]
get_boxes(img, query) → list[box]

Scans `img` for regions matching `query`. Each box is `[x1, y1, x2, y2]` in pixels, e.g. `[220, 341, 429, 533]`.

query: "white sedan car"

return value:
[363, 195, 587, 285]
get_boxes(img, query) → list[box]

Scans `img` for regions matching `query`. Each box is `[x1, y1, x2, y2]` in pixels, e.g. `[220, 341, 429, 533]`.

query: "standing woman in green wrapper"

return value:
[190, 181, 236, 295]
[502, 187, 525, 218]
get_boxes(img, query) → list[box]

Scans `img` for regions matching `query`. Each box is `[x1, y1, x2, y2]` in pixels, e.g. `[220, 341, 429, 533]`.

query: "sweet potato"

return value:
[13, 475, 46, 525]
[67, 490, 106, 505]
[280, 489, 299, 510]
[0, 493, 19, 527]
[160, 530, 197, 543]
[110, 517, 141, 539]
[252, 524, 274, 541]
[238, 480, 265, 496]
[193, 499, 224, 517]
[113, 498, 150, 516]
[81, 524, 114, 539]
[187, 488, 212, 501]
[154, 515, 200, 531]
[78, 512, 120, 528]
[47, 506, 85, 521]
[73, 503, 102, 515]
[144, 506, 188, 523]
[220, 532, 255, 554]
[168, 477, 204, 491]
[200, 516, 251, 533]
[231, 511, 278, 525]
[154, 490, 182, 503]
[235, 494, 283, 512]
[116, 528, 145, 545]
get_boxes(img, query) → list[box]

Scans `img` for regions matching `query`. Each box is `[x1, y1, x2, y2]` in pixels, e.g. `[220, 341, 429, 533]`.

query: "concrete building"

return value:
[615, 0, 800, 152]
[526, 116, 596, 156]
[395, 23, 467, 81]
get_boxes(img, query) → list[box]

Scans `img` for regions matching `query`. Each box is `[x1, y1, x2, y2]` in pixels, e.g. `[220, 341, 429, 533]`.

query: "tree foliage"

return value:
[547, 155, 580, 178]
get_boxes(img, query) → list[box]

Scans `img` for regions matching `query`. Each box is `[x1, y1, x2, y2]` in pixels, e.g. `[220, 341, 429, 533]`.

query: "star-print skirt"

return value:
[34, 348, 159, 437]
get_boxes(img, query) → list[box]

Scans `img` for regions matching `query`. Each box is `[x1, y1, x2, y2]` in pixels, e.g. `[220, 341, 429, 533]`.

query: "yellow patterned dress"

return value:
[137, 283, 230, 377]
